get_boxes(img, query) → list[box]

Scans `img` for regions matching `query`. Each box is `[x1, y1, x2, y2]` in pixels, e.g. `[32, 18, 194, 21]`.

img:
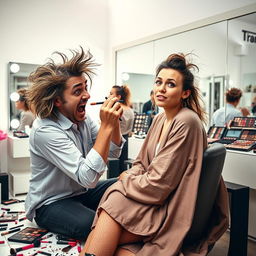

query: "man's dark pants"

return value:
[35, 178, 116, 240]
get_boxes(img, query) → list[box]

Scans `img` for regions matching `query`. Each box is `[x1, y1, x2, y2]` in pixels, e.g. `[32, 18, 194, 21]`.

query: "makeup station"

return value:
[0, 2, 255, 255]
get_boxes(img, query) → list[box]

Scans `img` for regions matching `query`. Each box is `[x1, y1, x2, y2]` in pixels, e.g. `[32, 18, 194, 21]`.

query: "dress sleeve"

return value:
[120, 120, 204, 205]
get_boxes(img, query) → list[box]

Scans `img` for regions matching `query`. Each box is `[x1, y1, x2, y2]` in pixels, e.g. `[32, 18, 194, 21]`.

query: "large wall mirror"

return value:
[8, 62, 39, 130]
[227, 12, 256, 111]
[115, 10, 256, 127]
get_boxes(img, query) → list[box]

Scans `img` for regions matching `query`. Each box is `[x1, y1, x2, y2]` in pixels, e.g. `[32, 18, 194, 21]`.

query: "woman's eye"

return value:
[167, 82, 175, 88]
[155, 80, 161, 85]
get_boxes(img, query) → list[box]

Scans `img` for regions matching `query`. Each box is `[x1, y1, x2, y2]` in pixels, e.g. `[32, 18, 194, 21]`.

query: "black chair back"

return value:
[183, 143, 226, 246]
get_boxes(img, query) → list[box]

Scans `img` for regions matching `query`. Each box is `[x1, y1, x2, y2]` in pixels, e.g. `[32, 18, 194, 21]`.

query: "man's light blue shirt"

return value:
[212, 103, 242, 126]
[25, 113, 124, 220]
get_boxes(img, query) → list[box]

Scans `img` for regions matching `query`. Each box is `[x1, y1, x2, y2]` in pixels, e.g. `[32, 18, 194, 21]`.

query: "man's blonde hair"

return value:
[27, 47, 98, 120]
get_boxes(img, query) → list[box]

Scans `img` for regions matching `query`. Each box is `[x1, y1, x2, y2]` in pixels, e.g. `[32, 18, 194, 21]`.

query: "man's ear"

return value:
[182, 90, 191, 99]
[54, 97, 62, 107]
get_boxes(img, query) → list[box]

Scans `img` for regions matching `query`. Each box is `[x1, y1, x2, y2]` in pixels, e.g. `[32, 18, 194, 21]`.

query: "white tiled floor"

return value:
[0, 195, 83, 256]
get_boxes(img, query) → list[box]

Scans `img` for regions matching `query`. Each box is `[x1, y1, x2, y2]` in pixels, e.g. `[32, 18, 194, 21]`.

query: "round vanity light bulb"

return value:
[10, 92, 20, 102]
[10, 119, 20, 129]
[10, 63, 20, 73]
[121, 72, 130, 81]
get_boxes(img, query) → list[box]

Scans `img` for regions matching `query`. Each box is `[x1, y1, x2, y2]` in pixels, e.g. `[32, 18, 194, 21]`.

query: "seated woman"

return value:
[15, 88, 35, 131]
[80, 53, 229, 256]
[109, 85, 135, 173]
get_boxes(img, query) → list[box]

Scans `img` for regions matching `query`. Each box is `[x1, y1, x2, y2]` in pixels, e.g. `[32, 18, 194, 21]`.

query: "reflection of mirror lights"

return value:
[121, 72, 130, 81]
[10, 92, 20, 102]
[10, 63, 20, 73]
[10, 119, 20, 129]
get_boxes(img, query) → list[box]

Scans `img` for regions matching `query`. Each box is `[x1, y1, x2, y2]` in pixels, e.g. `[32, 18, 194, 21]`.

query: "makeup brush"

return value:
[90, 100, 124, 105]
[10, 239, 41, 255]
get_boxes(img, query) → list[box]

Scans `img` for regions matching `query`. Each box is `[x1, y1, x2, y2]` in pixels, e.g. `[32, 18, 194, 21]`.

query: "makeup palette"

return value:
[207, 126, 226, 143]
[225, 129, 256, 151]
[225, 140, 256, 151]
[8, 227, 48, 244]
[231, 117, 256, 129]
[132, 113, 149, 135]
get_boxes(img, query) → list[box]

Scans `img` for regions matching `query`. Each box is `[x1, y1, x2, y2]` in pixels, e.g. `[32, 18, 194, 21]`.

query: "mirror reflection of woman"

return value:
[15, 88, 35, 131]
[109, 85, 135, 173]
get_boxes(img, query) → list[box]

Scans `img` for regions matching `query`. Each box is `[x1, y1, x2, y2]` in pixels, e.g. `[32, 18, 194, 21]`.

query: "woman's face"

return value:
[15, 100, 25, 110]
[153, 68, 190, 111]
[109, 88, 121, 100]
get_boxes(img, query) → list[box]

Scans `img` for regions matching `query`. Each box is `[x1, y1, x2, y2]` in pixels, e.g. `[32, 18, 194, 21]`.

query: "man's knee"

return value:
[69, 217, 94, 240]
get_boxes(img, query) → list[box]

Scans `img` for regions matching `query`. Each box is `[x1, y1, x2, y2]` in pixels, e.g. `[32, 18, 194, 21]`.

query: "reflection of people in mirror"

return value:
[142, 90, 159, 115]
[80, 53, 228, 256]
[212, 87, 250, 126]
[252, 96, 256, 116]
[142, 90, 159, 129]
[15, 88, 35, 131]
[109, 85, 135, 173]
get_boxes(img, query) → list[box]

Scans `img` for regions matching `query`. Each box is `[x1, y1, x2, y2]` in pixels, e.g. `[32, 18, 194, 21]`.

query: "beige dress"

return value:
[93, 108, 229, 256]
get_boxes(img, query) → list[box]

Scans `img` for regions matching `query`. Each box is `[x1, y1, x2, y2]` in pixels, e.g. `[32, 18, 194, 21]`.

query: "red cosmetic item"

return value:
[10, 239, 41, 254]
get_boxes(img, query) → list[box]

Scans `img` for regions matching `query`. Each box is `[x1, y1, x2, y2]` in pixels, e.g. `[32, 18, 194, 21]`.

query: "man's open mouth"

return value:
[77, 104, 86, 113]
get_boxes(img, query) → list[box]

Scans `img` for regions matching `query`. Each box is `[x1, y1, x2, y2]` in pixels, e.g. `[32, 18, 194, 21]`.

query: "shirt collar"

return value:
[227, 103, 236, 109]
[56, 112, 76, 130]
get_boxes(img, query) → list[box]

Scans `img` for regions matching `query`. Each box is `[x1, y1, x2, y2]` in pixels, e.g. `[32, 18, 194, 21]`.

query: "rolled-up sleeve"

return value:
[87, 115, 125, 159]
[109, 136, 126, 158]
[77, 148, 107, 187]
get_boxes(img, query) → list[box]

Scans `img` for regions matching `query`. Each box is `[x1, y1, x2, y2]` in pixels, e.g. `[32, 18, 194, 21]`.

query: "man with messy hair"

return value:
[25, 47, 124, 240]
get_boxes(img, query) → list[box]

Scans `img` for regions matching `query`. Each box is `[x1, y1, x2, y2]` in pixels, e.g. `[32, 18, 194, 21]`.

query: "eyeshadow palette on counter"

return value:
[132, 113, 149, 135]
[225, 140, 256, 151]
[222, 129, 256, 151]
[217, 128, 242, 145]
[231, 116, 256, 129]
[240, 129, 256, 141]
[207, 126, 226, 143]
[7, 227, 48, 244]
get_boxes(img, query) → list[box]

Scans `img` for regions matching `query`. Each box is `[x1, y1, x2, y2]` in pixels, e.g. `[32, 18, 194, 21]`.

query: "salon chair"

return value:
[183, 143, 226, 253]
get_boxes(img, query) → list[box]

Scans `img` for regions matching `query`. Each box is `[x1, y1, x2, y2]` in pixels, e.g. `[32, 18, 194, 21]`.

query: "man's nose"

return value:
[82, 91, 90, 100]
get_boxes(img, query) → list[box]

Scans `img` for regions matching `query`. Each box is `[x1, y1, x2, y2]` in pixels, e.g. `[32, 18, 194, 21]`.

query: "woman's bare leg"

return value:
[80, 210, 144, 256]
[80, 210, 122, 256]
[82, 229, 95, 253]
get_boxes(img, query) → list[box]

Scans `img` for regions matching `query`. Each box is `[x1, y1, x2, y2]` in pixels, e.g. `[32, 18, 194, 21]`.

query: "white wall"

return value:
[109, 0, 256, 47]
